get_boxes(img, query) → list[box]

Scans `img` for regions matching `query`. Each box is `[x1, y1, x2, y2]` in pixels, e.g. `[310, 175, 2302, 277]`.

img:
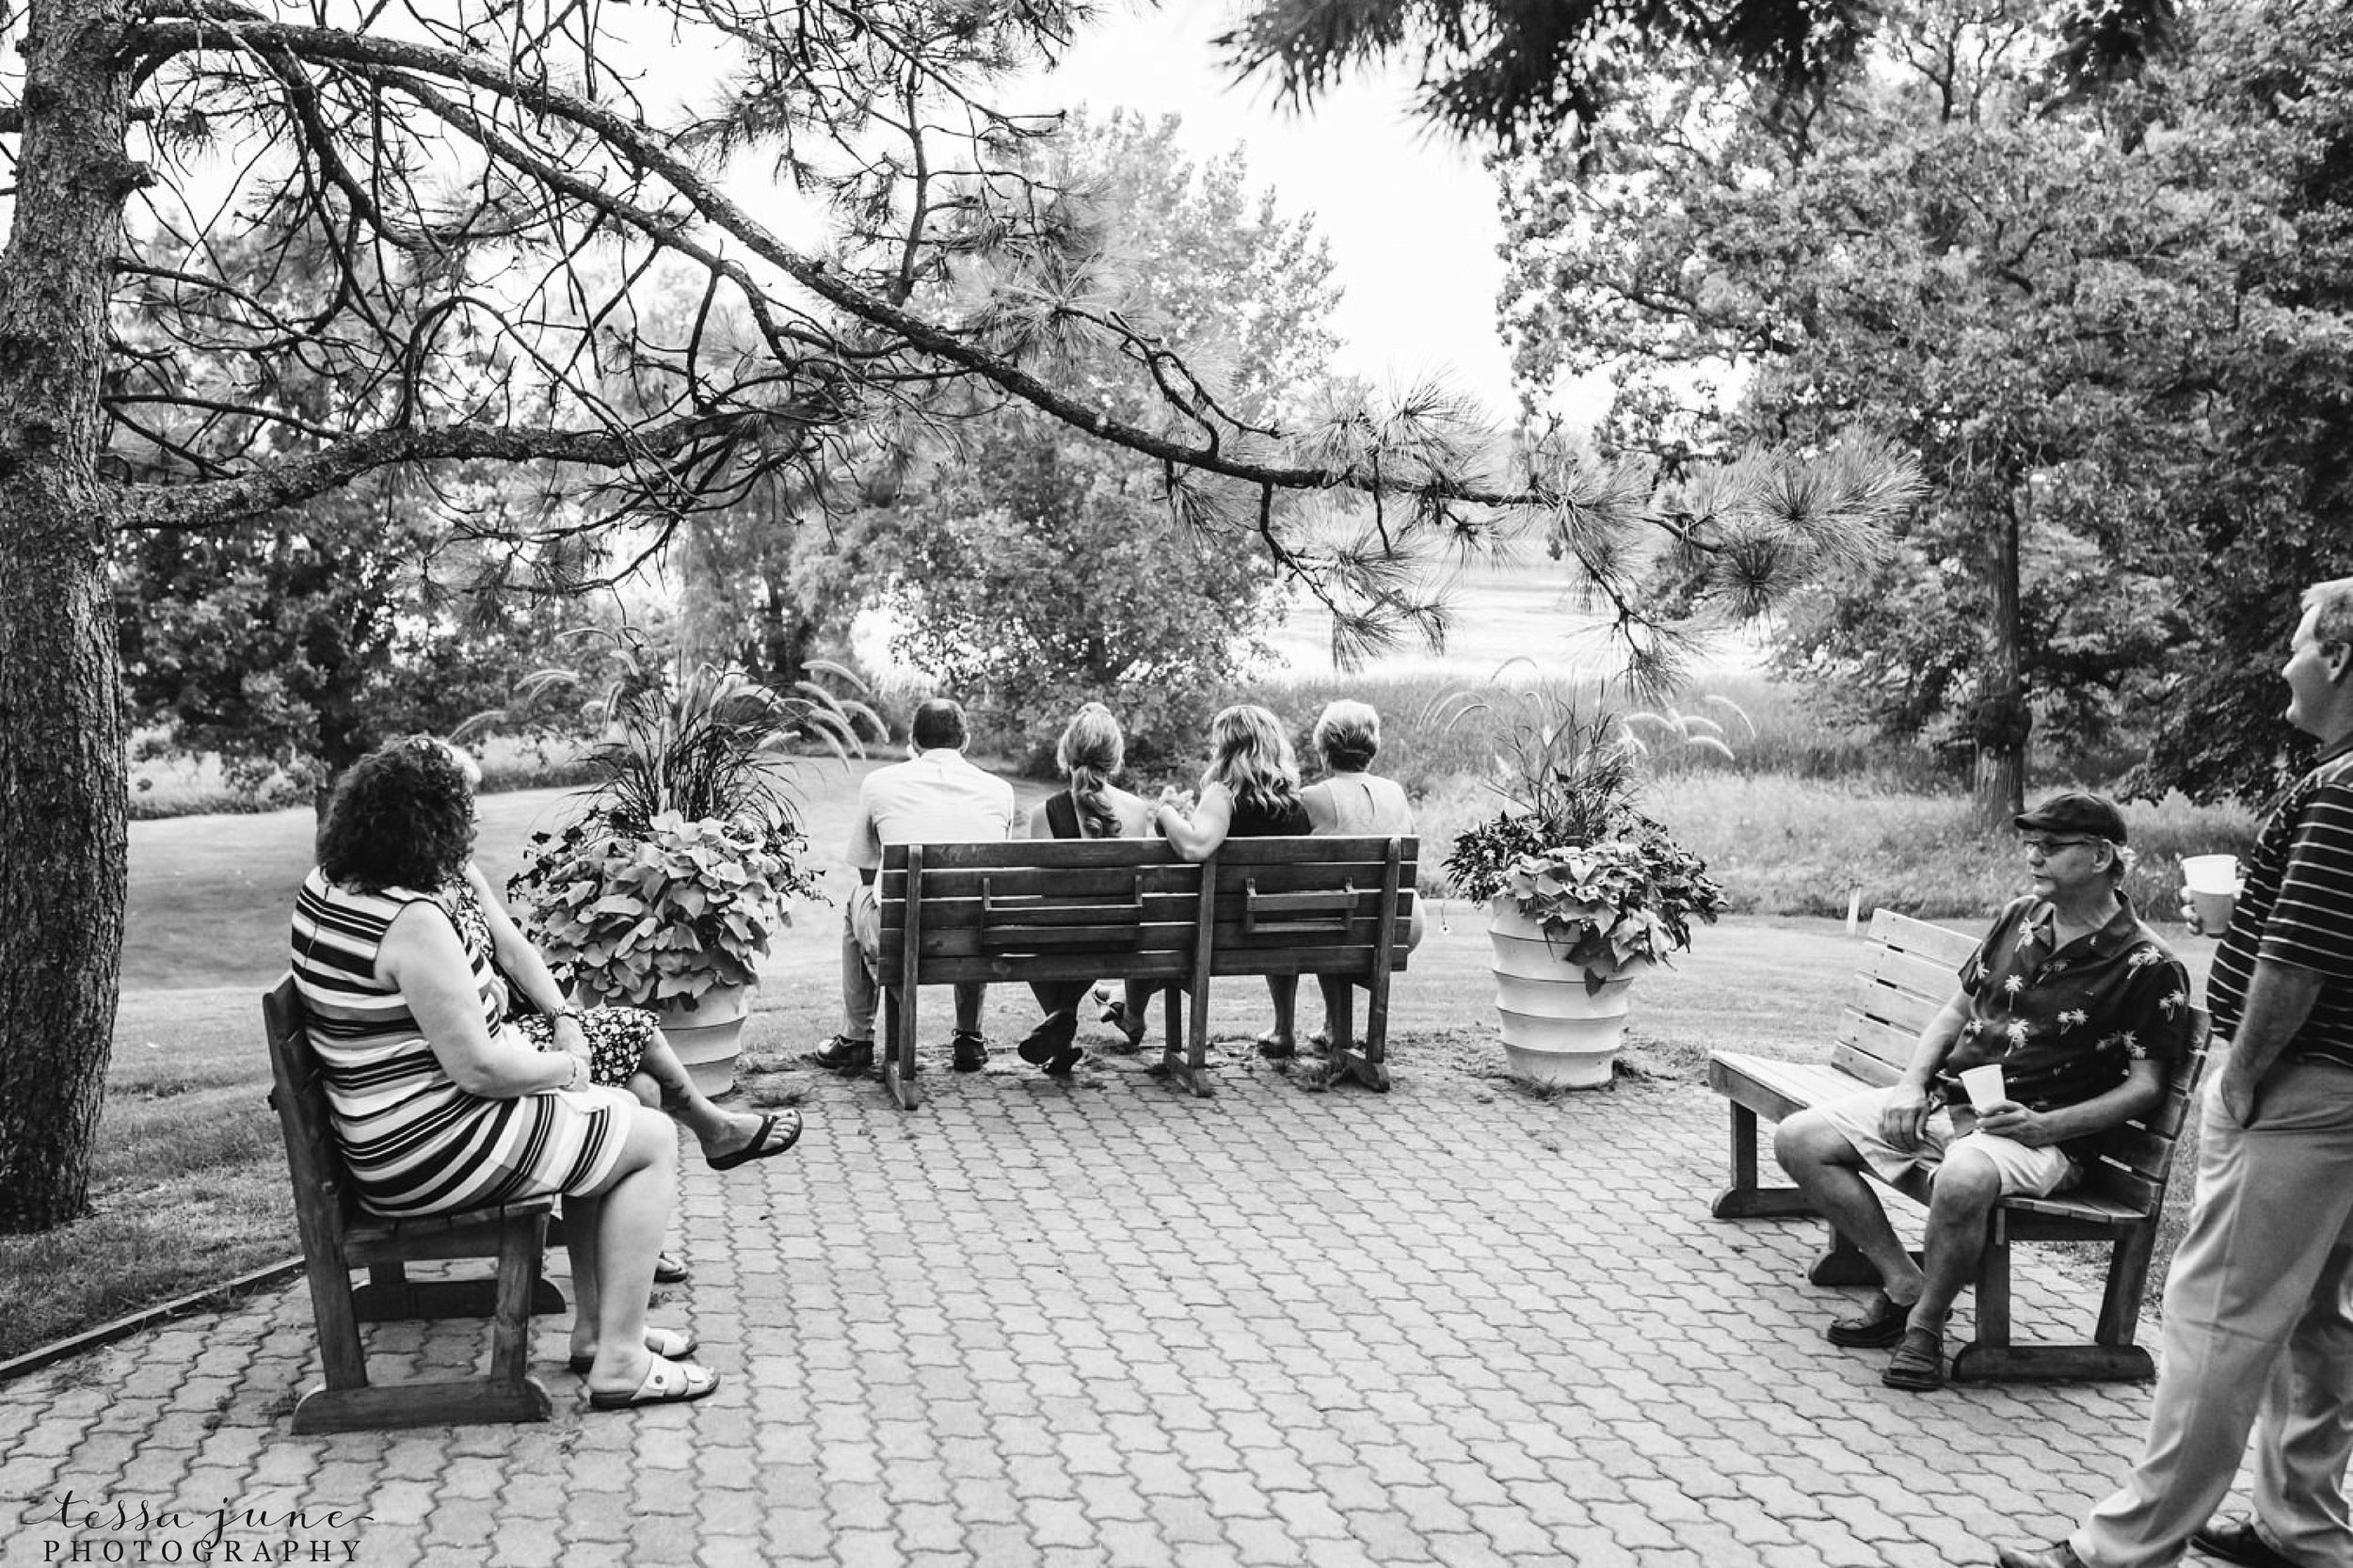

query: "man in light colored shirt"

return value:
[808, 697, 1016, 1077]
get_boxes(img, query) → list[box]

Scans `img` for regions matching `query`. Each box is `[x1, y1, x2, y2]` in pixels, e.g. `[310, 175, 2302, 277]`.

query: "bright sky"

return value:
[1029, 4, 1526, 418]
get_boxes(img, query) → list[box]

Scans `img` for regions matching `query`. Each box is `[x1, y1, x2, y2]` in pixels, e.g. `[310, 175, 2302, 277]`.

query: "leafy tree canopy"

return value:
[1490, 0, 2324, 808]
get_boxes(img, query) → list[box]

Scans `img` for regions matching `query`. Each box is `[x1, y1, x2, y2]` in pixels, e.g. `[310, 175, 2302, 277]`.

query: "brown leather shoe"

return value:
[2192, 1518, 2303, 1568]
[1881, 1326, 1945, 1390]
[1995, 1543, 2089, 1568]
[806, 1035, 873, 1076]
[1827, 1290, 1913, 1348]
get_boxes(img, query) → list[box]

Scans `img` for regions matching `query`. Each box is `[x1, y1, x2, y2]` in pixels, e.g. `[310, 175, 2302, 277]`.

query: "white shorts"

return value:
[1808, 1086, 2080, 1198]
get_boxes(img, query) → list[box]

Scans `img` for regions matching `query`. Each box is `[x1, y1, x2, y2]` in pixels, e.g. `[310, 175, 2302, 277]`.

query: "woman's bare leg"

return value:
[1257, 975, 1298, 1055]
[573, 1106, 679, 1394]
[631, 1032, 778, 1160]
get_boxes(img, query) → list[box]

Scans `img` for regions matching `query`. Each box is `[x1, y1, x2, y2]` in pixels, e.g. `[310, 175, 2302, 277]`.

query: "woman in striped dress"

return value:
[291, 737, 721, 1409]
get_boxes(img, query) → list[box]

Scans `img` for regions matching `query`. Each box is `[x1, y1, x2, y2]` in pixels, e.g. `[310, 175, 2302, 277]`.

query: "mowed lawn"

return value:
[0, 759, 2213, 1364]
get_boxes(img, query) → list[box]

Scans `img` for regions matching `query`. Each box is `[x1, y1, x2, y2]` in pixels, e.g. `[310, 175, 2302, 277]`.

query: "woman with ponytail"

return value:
[1016, 703, 1158, 1075]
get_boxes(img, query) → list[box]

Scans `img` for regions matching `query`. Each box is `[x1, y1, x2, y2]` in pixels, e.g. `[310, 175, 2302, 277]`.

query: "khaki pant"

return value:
[2074, 1059, 2353, 1568]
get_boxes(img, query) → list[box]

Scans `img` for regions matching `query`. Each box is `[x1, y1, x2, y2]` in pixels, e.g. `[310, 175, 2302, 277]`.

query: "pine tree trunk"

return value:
[1975, 490, 2029, 826]
[0, 0, 137, 1231]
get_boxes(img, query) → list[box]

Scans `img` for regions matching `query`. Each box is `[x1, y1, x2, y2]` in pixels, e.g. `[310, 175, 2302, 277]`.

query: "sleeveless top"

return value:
[1306, 773, 1414, 836]
[1225, 785, 1310, 838]
[290, 869, 629, 1217]
[1046, 791, 1086, 840]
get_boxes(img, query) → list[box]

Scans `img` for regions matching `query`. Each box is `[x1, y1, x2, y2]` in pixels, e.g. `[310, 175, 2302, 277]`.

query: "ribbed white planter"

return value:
[1487, 900, 1650, 1090]
[653, 984, 751, 1098]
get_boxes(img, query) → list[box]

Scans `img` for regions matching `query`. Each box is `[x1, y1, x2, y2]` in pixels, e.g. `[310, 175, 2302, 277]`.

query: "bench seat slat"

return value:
[883, 865, 1420, 904]
[895, 920, 1414, 963]
[884, 887, 1416, 929]
[906, 947, 1415, 985]
[893, 835, 1411, 872]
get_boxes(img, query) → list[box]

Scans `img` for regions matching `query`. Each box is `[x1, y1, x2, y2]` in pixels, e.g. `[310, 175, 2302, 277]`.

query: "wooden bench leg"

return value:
[1950, 1220, 2158, 1384]
[488, 1212, 546, 1392]
[1311, 974, 1391, 1094]
[291, 1221, 557, 1434]
[882, 987, 920, 1112]
[1158, 982, 1215, 1097]
[1711, 1102, 1814, 1219]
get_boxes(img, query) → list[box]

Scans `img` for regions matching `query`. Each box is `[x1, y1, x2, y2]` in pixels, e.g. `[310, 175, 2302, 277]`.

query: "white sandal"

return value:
[587, 1352, 720, 1410]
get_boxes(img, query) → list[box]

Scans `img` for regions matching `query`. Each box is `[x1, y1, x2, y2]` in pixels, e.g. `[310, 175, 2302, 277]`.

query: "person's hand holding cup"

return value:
[1959, 1063, 2008, 1113]
[2181, 854, 2242, 936]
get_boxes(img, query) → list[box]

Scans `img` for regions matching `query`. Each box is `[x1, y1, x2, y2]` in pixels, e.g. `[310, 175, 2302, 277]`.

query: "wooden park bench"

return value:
[874, 835, 1417, 1110]
[1705, 909, 2211, 1383]
[264, 976, 565, 1432]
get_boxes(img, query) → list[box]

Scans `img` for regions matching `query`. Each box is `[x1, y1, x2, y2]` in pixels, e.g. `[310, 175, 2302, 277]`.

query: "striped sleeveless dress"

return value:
[289, 868, 632, 1218]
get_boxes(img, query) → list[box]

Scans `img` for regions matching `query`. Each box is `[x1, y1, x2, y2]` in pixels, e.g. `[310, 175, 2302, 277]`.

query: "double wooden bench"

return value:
[875, 835, 1417, 1110]
[1706, 909, 2211, 1383]
[264, 977, 565, 1432]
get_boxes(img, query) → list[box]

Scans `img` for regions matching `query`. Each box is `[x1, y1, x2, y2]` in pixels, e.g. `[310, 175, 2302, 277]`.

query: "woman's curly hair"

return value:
[317, 736, 476, 893]
[1203, 703, 1302, 823]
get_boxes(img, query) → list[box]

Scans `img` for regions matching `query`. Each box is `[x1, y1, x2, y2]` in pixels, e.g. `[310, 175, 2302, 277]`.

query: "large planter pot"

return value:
[1487, 900, 1649, 1090]
[653, 984, 752, 1098]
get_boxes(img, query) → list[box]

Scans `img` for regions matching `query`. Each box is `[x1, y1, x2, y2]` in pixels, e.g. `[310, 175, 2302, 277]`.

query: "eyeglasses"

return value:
[2021, 835, 2094, 856]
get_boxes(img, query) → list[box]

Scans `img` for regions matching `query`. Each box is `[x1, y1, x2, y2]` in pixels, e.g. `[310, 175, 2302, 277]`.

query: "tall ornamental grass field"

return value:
[1407, 771, 2260, 918]
[1245, 669, 2260, 920]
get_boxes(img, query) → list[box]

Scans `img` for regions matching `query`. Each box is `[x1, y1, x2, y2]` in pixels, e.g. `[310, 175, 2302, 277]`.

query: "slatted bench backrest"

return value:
[1835, 908, 2210, 1222]
[876, 835, 1417, 984]
[264, 976, 367, 1246]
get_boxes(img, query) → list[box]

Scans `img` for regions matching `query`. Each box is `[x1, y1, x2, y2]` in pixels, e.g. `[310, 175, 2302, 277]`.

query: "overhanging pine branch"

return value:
[113, 415, 730, 532]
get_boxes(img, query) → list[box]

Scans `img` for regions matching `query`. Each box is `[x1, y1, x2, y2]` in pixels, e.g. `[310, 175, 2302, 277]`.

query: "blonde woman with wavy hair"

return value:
[1155, 702, 1313, 1051]
[1154, 703, 1309, 856]
[1016, 703, 1158, 1075]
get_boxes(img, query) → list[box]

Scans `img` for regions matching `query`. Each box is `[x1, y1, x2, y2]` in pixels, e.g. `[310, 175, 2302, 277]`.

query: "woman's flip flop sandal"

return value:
[587, 1352, 720, 1410]
[569, 1325, 698, 1374]
[705, 1110, 802, 1172]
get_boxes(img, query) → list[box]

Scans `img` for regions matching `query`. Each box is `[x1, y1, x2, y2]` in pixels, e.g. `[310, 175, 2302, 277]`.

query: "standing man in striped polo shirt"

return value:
[2002, 576, 2353, 1568]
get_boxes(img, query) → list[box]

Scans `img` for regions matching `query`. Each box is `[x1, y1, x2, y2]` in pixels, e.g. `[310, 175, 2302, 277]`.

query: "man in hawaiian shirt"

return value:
[1775, 791, 2196, 1392]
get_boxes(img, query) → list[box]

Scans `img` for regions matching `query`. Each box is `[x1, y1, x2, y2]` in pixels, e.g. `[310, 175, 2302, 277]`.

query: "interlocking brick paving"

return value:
[0, 1040, 2249, 1566]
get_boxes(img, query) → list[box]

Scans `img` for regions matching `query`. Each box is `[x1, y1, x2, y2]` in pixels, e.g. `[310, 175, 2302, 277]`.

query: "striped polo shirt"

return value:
[2207, 739, 2353, 1064]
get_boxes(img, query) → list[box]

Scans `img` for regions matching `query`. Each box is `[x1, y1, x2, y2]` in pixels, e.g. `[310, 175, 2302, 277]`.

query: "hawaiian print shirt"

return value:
[1939, 894, 2196, 1156]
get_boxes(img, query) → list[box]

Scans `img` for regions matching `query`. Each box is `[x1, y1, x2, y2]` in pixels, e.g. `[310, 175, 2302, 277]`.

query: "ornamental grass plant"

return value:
[1430, 668, 1730, 970]
[501, 631, 876, 1009]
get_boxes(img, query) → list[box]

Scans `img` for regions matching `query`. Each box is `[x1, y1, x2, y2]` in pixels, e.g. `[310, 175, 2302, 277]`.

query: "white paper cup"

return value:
[2182, 855, 2241, 894]
[1959, 1064, 2007, 1112]
[2182, 855, 2243, 933]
